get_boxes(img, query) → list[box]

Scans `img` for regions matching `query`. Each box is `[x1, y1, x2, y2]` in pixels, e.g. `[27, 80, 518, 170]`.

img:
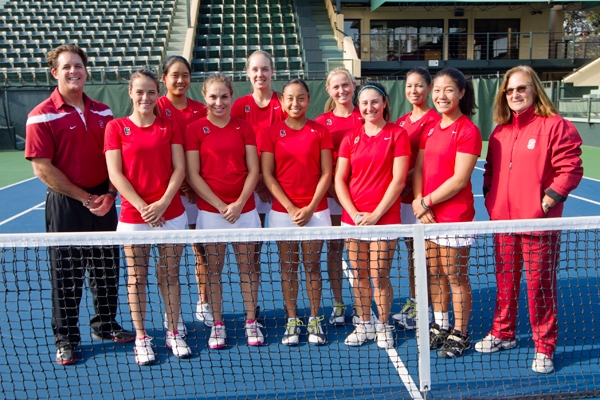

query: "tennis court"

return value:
[1, 150, 600, 399]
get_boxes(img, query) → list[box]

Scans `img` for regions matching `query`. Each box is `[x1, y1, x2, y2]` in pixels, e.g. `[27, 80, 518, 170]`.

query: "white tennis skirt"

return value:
[181, 195, 199, 226]
[327, 197, 343, 216]
[254, 192, 273, 215]
[117, 212, 187, 231]
[196, 209, 261, 229]
[268, 209, 332, 228]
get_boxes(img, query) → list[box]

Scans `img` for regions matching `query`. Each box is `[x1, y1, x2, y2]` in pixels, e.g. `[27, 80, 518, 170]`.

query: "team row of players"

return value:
[26, 45, 581, 372]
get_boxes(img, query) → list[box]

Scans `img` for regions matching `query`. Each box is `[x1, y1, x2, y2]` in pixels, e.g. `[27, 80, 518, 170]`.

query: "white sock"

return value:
[411, 298, 417, 303]
[288, 317, 299, 323]
[308, 316, 317, 323]
[434, 311, 450, 330]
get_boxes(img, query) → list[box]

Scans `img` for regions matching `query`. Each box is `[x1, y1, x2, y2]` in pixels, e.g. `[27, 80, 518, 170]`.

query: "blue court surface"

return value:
[0, 160, 599, 399]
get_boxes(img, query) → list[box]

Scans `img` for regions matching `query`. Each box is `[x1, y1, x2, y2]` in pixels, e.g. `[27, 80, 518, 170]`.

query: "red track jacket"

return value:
[483, 106, 583, 220]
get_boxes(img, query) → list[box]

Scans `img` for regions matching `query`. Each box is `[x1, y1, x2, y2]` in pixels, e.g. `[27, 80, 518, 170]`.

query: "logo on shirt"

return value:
[280, 130, 286, 137]
[203, 126, 210, 134]
[399, 121, 405, 127]
[245, 105, 250, 113]
[193, 110, 198, 114]
[354, 136, 360, 144]
[165, 109, 172, 117]
[384, 137, 391, 140]
[326, 119, 332, 126]
[274, 106, 280, 110]
[124, 127, 131, 135]
[98, 120, 104, 128]
[527, 139, 536, 149]
[428, 128, 434, 136]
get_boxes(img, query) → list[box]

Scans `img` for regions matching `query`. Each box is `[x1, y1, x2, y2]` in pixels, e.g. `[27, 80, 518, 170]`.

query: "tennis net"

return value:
[0, 217, 599, 399]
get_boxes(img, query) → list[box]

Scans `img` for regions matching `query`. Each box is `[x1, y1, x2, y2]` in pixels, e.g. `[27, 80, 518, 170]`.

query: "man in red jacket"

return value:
[478, 65, 583, 374]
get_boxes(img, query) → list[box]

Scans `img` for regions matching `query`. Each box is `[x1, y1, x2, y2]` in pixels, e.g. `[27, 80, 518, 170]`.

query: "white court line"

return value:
[570, 194, 600, 206]
[0, 201, 45, 226]
[341, 259, 423, 400]
[0, 176, 37, 191]
[583, 176, 600, 183]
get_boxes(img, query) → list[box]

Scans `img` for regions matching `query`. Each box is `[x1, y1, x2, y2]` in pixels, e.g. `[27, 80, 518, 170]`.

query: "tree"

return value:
[564, 11, 600, 35]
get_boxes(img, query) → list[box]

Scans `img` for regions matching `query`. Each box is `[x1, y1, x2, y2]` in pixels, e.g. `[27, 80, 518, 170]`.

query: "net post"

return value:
[413, 223, 431, 394]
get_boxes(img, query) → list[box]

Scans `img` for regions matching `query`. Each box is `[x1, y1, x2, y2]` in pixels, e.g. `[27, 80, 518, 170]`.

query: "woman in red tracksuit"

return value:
[477, 65, 583, 374]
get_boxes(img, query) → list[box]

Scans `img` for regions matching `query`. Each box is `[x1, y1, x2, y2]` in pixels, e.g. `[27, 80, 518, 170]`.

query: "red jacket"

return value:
[483, 106, 583, 220]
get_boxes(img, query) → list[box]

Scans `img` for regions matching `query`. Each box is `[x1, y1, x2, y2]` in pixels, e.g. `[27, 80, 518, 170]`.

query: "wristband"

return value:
[83, 193, 93, 208]
[420, 197, 430, 211]
[427, 194, 433, 208]
[107, 191, 118, 198]
[542, 201, 552, 212]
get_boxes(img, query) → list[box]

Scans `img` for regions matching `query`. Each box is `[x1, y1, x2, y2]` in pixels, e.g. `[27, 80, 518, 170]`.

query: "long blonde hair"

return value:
[493, 65, 558, 125]
[324, 67, 356, 113]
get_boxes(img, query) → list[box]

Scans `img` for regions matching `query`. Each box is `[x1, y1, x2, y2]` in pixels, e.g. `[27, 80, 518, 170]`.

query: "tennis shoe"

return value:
[166, 331, 192, 358]
[134, 336, 155, 365]
[282, 318, 303, 346]
[351, 306, 378, 325]
[245, 319, 265, 346]
[307, 317, 327, 346]
[208, 322, 227, 349]
[196, 301, 214, 327]
[375, 323, 395, 349]
[163, 313, 187, 338]
[329, 302, 346, 325]
[392, 299, 417, 330]
[56, 345, 76, 365]
[437, 330, 471, 358]
[474, 334, 516, 353]
[344, 322, 375, 346]
[429, 324, 450, 350]
[532, 353, 554, 374]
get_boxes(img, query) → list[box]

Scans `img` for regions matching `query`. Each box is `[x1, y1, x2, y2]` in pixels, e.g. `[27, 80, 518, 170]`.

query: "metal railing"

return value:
[356, 31, 600, 62]
[558, 97, 600, 124]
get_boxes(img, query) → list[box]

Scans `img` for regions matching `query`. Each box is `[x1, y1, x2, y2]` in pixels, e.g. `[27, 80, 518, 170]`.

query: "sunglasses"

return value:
[504, 85, 531, 96]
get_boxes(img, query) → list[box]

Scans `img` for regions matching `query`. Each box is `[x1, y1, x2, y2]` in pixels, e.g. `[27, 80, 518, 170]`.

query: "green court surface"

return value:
[0, 151, 33, 188]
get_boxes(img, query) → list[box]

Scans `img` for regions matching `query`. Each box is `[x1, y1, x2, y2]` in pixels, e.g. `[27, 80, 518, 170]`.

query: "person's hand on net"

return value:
[221, 201, 243, 224]
[87, 194, 114, 217]
[292, 206, 315, 227]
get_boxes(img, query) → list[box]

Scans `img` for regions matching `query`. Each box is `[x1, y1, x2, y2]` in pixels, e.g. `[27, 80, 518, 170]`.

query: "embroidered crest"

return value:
[326, 119, 332, 126]
[98, 120, 104, 128]
[203, 126, 210, 134]
[124, 127, 131, 135]
[354, 136, 360, 144]
[399, 121, 405, 127]
[245, 105, 250, 113]
[527, 139, 536, 149]
[427, 128, 434, 136]
[165, 109, 172, 117]
[280, 130, 286, 137]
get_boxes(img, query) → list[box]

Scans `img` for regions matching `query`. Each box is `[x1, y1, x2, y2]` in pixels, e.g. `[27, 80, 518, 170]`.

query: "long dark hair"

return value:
[435, 68, 477, 118]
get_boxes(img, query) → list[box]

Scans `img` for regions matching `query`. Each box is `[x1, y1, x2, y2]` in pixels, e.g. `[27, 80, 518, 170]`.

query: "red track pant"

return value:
[490, 232, 560, 357]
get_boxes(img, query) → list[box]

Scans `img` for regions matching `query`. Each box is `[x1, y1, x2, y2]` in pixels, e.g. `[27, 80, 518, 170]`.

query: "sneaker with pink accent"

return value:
[166, 330, 192, 358]
[134, 336, 155, 365]
[208, 321, 227, 349]
[245, 319, 265, 346]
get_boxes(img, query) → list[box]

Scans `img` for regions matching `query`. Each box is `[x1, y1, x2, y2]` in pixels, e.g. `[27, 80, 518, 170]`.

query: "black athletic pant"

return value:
[46, 181, 121, 348]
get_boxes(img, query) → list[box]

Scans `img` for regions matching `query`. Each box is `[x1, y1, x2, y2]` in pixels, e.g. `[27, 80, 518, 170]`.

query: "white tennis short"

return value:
[116, 212, 187, 232]
[268, 209, 332, 228]
[426, 235, 475, 248]
[327, 197, 343, 216]
[401, 202, 417, 225]
[196, 209, 261, 229]
[181, 195, 199, 226]
[254, 192, 273, 215]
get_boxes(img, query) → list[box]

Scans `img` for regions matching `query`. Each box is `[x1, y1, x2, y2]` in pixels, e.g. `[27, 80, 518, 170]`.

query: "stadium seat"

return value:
[206, 58, 219, 72]
[6, 68, 22, 86]
[234, 46, 247, 58]
[221, 58, 234, 72]
[233, 58, 246, 72]
[221, 45, 234, 58]
[274, 57, 288, 71]
[12, 58, 28, 68]
[259, 34, 272, 46]
[221, 34, 234, 46]
[289, 57, 302, 70]
[206, 45, 221, 58]
[20, 67, 37, 85]
[273, 45, 287, 58]
[121, 56, 136, 67]
[147, 55, 161, 66]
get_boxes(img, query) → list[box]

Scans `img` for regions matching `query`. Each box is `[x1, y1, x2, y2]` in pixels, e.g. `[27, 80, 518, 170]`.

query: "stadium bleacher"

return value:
[0, 0, 176, 85]
[192, 0, 303, 80]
